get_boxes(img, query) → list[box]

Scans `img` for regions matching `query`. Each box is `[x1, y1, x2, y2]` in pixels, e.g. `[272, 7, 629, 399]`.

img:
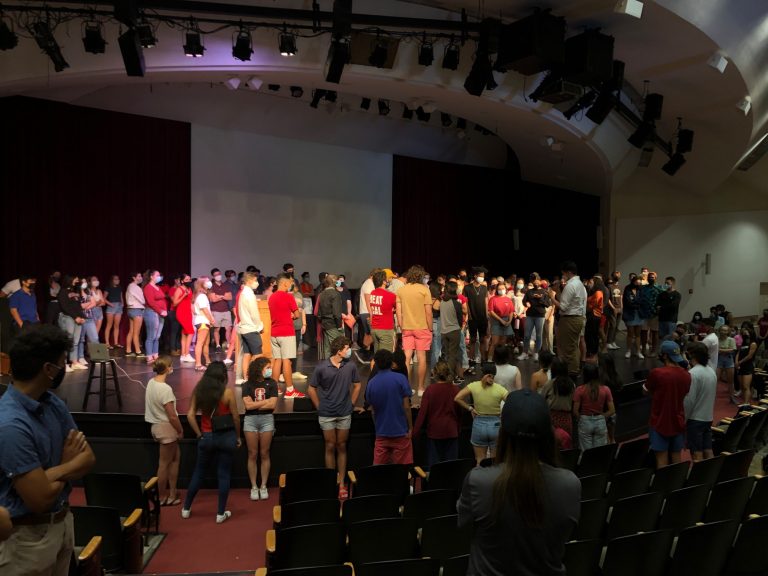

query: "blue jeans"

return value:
[58, 314, 82, 363]
[659, 321, 676, 341]
[143, 309, 165, 356]
[523, 316, 545, 353]
[459, 328, 469, 369]
[578, 415, 608, 450]
[431, 318, 442, 366]
[78, 318, 99, 359]
[168, 309, 181, 351]
[426, 438, 458, 468]
[183, 430, 237, 515]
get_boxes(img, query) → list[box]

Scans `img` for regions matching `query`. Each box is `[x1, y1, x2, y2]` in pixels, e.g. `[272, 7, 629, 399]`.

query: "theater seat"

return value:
[83, 472, 160, 533]
[69, 535, 103, 576]
[71, 506, 143, 574]
[278, 468, 338, 505]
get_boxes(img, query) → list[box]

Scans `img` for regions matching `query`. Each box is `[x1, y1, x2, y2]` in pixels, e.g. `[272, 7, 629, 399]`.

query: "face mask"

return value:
[226, 275, 235, 281]
[476, 277, 484, 284]
[154, 276, 163, 284]
[52, 275, 61, 283]
[48, 363, 66, 389]
[80, 282, 87, 290]
[91, 280, 99, 288]
[664, 283, 671, 290]
[214, 275, 222, 282]
[497, 289, 506, 296]
[204, 280, 213, 289]
[648, 278, 656, 285]
[184, 281, 192, 288]
[343, 348, 352, 359]
[516, 283, 524, 290]
[27, 282, 36, 290]
[254, 281, 259, 290]
[264, 367, 273, 378]
[302, 277, 309, 282]
[336, 280, 343, 288]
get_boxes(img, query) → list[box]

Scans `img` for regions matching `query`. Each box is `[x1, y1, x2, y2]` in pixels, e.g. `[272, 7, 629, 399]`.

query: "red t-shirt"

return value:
[574, 384, 613, 416]
[369, 288, 396, 330]
[268, 290, 298, 337]
[143, 284, 168, 314]
[645, 366, 691, 436]
[487, 295, 514, 319]
[457, 294, 468, 306]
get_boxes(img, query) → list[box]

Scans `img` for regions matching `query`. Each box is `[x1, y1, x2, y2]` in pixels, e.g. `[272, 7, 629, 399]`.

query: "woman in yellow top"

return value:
[455, 362, 509, 465]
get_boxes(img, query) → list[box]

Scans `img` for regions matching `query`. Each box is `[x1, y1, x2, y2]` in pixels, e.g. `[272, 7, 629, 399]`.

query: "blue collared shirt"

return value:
[0, 385, 77, 517]
[309, 359, 360, 417]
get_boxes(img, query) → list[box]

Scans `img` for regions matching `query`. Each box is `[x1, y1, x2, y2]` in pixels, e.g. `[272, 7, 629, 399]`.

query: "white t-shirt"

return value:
[194, 293, 211, 326]
[702, 332, 719, 371]
[237, 286, 263, 334]
[1, 279, 21, 297]
[495, 364, 521, 392]
[359, 278, 375, 315]
[144, 378, 177, 424]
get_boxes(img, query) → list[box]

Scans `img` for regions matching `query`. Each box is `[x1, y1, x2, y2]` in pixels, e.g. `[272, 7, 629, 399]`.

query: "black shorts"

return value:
[467, 318, 488, 341]
[686, 419, 712, 452]
[241, 332, 263, 355]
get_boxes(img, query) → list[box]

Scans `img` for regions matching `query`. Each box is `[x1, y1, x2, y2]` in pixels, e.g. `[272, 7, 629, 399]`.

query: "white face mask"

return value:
[516, 284, 524, 290]
[498, 289, 506, 295]
[91, 280, 99, 288]
[204, 280, 213, 289]
[213, 274, 222, 282]
[80, 282, 87, 290]
[476, 277, 485, 284]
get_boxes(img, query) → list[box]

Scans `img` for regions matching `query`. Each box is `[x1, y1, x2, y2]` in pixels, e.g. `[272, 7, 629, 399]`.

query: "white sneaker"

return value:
[517, 353, 529, 361]
[250, 487, 260, 501]
[216, 511, 232, 524]
[181, 354, 195, 363]
[78, 358, 88, 366]
[292, 372, 307, 380]
[637, 351, 645, 359]
[279, 374, 285, 383]
[235, 378, 245, 386]
[625, 350, 631, 359]
[259, 487, 268, 500]
[72, 362, 88, 370]
[513, 347, 520, 354]
[223, 358, 233, 365]
[417, 389, 424, 397]
[65, 365, 74, 373]
[533, 353, 539, 361]
[181, 508, 190, 519]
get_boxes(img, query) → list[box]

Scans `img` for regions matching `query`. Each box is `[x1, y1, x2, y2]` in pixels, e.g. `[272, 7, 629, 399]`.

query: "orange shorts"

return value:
[402, 329, 432, 351]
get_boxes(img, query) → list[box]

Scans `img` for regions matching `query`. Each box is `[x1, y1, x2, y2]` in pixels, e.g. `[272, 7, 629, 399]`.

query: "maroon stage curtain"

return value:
[0, 96, 191, 343]
[391, 155, 600, 279]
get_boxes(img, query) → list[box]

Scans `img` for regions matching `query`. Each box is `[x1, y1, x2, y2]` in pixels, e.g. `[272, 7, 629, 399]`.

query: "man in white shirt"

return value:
[554, 261, 587, 375]
[237, 271, 264, 383]
[700, 326, 719, 372]
[684, 342, 717, 461]
[355, 269, 378, 363]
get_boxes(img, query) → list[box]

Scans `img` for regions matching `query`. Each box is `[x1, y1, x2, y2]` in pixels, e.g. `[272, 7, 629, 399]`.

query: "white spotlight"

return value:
[224, 77, 241, 91]
[246, 77, 263, 91]
[708, 52, 728, 74]
[615, 0, 643, 18]
[737, 96, 752, 116]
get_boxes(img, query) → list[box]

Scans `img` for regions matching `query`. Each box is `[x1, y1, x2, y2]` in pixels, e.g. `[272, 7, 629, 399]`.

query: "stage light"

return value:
[464, 53, 493, 96]
[82, 21, 106, 54]
[378, 99, 390, 116]
[279, 31, 297, 56]
[360, 97, 371, 110]
[441, 113, 452, 127]
[136, 21, 156, 48]
[326, 37, 349, 84]
[224, 77, 241, 90]
[232, 27, 253, 61]
[563, 90, 597, 120]
[31, 20, 69, 72]
[418, 40, 434, 66]
[643, 93, 663, 122]
[183, 27, 205, 57]
[267, 84, 280, 91]
[737, 96, 751, 116]
[416, 106, 431, 122]
[585, 91, 614, 124]
[118, 28, 145, 76]
[676, 128, 694, 154]
[290, 86, 304, 98]
[627, 121, 654, 148]
[708, 52, 728, 73]
[310, 89, 327, 108]
[402, 105, 413, 119]
[325, 90, 337, 102]
[369, 37, 388, 67]
[0, 18, 18, 51]
[442, 41, 460, 70]
[662, 153, 686, 176]
[246, 77, 263, 91]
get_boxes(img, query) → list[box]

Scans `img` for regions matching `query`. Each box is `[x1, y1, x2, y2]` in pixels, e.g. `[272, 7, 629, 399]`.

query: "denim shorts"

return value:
[686, 419, 712, 452]
[717, 354, 734, 369]
[108, 303, 124, 315]
[649, 427, 685, 452]
[243, 413, 275, 433]
[91, 307, 103, 322]
[471, 415, 501, 448]
[127, 307, 144, 319]
[318, 415, 352, 430]
[491, 320, 513, 337]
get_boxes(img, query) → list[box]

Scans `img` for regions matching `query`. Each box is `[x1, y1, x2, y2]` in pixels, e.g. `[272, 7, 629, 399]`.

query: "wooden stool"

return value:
[83, 359, 122, 412]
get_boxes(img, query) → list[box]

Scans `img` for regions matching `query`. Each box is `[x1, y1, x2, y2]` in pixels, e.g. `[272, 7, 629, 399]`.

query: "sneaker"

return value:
[279, 374, 285, 383]
[259, 487, 268, 500]
[625, 350, 631, 359]
[292, 372, 308, 380]
[517, 353, 529, 361]
[417, 389, 424, 397]
[65, 365, 74, 373]
[223, 358, 233, 365]
[78, 358, 88, 366]
[136, 352, 146, 358]
[734, 390, 743, 397]
[533, 353, 539, 361]
[608, 343, 620, 350]
[216, 511, 232, 524]
[72, 362, 88, 370]
[181, 354, 195, 363]
[250, 487, 260, 501]
[235, 378, 245, 386]
[512, 347, 520, 355]
[215, 346, 223, 353]
[338, 485, 349, 500]
[637, 351, 645, 359]
[181, 508, 191, 519]
[126, 351, 136, 357]
[284, 387, 306, 398]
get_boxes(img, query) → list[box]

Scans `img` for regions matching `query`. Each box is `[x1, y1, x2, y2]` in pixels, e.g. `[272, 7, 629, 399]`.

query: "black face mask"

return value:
[48, 363, 66, 389]
[184, 281, 193, 288]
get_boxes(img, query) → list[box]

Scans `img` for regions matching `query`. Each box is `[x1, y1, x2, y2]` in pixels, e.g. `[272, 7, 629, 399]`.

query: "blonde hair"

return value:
[152, 356, 173, 375]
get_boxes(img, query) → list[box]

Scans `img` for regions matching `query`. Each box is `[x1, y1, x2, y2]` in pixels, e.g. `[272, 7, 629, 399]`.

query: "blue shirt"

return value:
[309, 358, 359, 417]
[365, 369, 412, 437]
[8, 289, 38, 324]
[0, 385, 77, 517]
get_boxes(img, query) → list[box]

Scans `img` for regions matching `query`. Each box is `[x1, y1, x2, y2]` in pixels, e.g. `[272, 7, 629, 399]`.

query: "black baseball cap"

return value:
[500, 389, 552, 440]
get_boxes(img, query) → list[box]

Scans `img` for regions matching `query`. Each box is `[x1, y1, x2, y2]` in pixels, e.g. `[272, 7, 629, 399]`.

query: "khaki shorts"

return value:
[372, 328, 395, 352]
[151, 422, 179, 444]
[212, 310, 232, 328]
[643, 317, 659, 331]
[271, 335, 297, 359]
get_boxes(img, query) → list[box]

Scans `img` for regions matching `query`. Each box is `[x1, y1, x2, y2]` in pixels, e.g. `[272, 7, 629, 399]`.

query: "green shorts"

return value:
[372, 328, 395, 352]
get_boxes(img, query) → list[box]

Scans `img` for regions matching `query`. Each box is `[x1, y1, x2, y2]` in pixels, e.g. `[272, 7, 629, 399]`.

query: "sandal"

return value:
[195, 365, 206, 372]
[162, 497, 181, 507]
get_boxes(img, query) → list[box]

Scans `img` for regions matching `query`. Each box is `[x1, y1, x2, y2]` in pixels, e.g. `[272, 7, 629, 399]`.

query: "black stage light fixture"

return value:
[643, 93, 663, 121]
[662, 152, 686, 176]
[441, 112, 452, 127]
[232, 27, 253, 61]
[31, 20, 69, 72]
[378, 99, 390, 116]
[456, 117, 467, 129]
[136, 21, 157, 48]
[326, 37, 349, 83]
[627, 121, 655, 148]
[0, 18, 18, 50]
[585, 91, 614, 124]
[676, 128, 694, 154]
[563, 90, 596, 120]
[267, 84, 280, 91]
[290, 86, 304, 98]
[310, 89, 327, 108]
[442, 40, 460, 70]
[369, 36, 388, 67]
[114, 0, 139, 28]
[360, 97, 371, 110]
[183, 26, 205, 57]
[415, 106, 431, 122]
[418, 39, 434, 66]
[279, 30, 297, 56]
[118, 28, 145, 76]
[82, 21, 106, 54]
[402, 105, 413, 119]
[464, 52, 493, 96]
[325, 90, 337, 102]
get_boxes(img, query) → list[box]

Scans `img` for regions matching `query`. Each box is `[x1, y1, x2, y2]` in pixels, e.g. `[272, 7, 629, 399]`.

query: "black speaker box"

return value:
[565, 29, 614, 85]
[118, 29, 145, 77]
[497, 11, 565, 75]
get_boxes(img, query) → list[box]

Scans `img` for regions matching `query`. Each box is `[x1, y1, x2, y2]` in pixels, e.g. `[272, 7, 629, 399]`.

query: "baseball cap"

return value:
[660, 340, 685, 364]
[382, 268, 395, 280]
[500, 389, 552, 440]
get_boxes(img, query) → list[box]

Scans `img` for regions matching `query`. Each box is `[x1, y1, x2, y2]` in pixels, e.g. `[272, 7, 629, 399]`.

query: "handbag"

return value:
[343, 314, 357, 330]
[211, 404, 235, 433]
